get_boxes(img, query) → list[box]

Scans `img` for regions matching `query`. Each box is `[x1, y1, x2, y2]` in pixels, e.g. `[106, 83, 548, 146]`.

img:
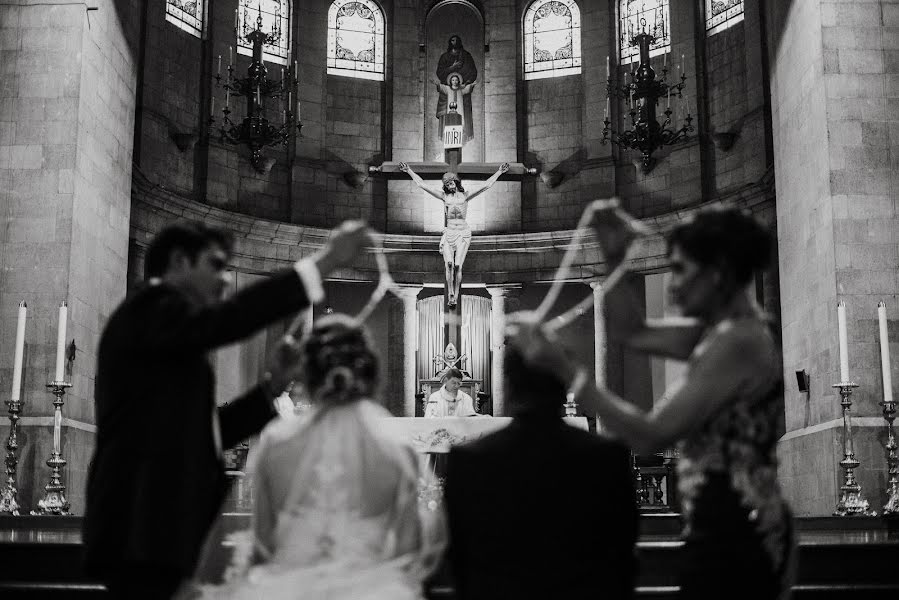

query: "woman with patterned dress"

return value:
[510, 206, 795, 599]
[179, 315, 445, 599]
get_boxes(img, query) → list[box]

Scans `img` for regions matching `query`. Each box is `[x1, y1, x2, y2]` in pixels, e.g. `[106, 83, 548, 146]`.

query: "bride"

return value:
[181, 314, 445, 599]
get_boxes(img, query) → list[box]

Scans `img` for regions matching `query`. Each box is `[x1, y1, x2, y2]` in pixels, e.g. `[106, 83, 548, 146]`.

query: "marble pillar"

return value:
[396, 287, 421, 417]
[591, 280, 606, 386]
[487, 285, 520, 416]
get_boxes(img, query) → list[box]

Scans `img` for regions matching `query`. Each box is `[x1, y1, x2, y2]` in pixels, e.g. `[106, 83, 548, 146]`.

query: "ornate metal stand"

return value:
[0, 396, 23, 515]
[32, 381, 72, 515]
[563, 392, 578, 417]
[832, 382, 876, 516]
[882, 395, 899, 515]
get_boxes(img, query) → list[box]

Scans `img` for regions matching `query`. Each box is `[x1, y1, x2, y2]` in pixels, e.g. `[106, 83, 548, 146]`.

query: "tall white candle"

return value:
[837, 301, 849, 382]
[217, 55, 222, 75]
[878, 301, 893, 403]
[11, 301, 27, 401]
[54, 301, 67, 382]
[605, 55, 610, 78]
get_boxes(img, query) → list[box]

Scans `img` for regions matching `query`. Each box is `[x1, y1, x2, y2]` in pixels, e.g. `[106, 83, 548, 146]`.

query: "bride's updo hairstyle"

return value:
[300, 314, 379, 406]
[667, 208, 773, 289]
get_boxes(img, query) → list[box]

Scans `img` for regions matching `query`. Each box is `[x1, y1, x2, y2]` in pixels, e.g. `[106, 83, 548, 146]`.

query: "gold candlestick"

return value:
[32, 381, 72, 515]
[0, 396, 23, 515]
[882, 396, 899, 515]
[832, 382, 876, 516]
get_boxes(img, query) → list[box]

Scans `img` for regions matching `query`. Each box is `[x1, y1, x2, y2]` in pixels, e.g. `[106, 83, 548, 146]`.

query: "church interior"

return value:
[1, 0, 899, 596]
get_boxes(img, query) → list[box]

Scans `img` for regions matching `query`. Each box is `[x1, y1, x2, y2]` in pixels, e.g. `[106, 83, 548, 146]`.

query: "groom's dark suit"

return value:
[83, 267, 316, 590]
[445, 418, 638, 600]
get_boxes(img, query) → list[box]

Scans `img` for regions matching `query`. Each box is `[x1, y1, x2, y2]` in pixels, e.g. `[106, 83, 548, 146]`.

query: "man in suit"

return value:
[83, 220, 370, 599]
[444, 341, 638, 600]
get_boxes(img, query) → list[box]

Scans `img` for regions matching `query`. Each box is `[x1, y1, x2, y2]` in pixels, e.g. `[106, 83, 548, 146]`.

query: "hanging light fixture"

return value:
[210, 4, 301, 173]
[602, 32, 693, 174]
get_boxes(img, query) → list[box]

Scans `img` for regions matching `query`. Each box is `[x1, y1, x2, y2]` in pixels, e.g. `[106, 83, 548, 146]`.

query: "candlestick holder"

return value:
[563, 392, 578, 418]
[832, 382, 876, 516]
[882, 395, 899, 515]
[0, 396, 23, 515]
[32, 381, 72, 515]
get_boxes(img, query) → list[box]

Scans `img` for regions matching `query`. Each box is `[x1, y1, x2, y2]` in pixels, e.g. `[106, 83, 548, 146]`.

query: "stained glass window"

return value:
[327, 0, 385, 81]
[619, 0, 670, 65]
[166, 0, 204, 38]
[523, 0, 582, 80]
[237, 0, 289, 65]
[706, 0, 744, 35]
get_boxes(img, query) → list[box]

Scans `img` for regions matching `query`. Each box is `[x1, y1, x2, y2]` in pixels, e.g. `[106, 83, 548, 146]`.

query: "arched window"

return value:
[237, 0, 289, 65]
[619, 0, 670, 65]
[523, 0, 582, 80]
[166, 0, 204, 38]
[706, 0, 744, 35]
[327, 0, 385, 81]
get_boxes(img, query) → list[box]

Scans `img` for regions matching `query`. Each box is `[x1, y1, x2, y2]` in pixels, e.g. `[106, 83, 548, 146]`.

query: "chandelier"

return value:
[210, 6, 301, 173]
[602, 33, 693, 173]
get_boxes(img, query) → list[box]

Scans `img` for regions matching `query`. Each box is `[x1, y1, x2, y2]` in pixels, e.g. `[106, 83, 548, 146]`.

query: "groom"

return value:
[83, 220, 371, 599]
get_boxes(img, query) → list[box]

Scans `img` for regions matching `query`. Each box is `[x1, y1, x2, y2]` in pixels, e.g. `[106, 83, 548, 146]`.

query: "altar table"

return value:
[378, 416, 589, 454]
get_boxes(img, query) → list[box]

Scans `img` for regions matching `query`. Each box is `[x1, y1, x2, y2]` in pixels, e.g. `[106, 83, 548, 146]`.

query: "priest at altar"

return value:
[424, 368, 479, 418]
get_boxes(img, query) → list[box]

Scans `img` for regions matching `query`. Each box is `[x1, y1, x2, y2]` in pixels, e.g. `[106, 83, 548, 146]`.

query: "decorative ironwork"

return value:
[327, 0, 385, 81]
[706, 0, 744, 35]
[619, 0, 670, 65]
[212, 7, 301, 173]
[603, 32, 693, 173]
[166, 0, 203, 38]
[832, 382, 876, 516]
[524, 0, 582, 80]
[32, 381, 72, 516]
[238, 0, 288, 65]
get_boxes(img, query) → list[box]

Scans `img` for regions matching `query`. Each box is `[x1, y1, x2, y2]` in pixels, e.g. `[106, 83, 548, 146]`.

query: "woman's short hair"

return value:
[144, 221, 233, 278]
[300, 314, 379, 406]
[666, 208, 773, 286]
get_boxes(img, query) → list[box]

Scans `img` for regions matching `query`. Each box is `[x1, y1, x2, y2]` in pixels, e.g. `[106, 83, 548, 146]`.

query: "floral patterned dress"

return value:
[676, 316, 795, 599]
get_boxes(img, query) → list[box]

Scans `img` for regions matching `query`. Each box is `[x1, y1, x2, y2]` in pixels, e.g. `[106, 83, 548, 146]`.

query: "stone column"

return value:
[591, 281, 606, 386]
[486, 285, 520, 416]
[591, 280, 606, 432]
[396, 287, 421, 417]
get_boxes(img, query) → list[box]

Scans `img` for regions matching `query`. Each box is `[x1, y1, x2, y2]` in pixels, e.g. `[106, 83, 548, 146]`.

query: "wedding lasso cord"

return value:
[536, 198, 654, 333]
[285, 231, 399, 342]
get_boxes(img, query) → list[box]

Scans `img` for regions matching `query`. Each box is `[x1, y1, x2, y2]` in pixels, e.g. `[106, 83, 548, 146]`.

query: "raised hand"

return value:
[398, 162, 409, 173]
[586, 198, 644, 267]
[313, 220, 373, 278]
[500, 162, 510, 174]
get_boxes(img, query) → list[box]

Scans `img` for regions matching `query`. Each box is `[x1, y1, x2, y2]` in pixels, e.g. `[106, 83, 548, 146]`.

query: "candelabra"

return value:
[882, 394, 899, 515]
[0, 395, 22, 515]
[832, 382, 876, 516]
[603, 33, 693, 173]
[211, 7, 301, 173]
[32, 381, 72, 515]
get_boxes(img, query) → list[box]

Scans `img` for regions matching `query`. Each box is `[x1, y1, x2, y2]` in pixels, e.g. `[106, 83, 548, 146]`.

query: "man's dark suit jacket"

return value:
[445, 418, 638, 600]
[83, 269, 312, 578]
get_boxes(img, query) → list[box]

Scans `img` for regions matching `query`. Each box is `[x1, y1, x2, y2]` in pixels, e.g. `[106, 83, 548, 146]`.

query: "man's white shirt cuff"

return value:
[294, 259, 325, 304]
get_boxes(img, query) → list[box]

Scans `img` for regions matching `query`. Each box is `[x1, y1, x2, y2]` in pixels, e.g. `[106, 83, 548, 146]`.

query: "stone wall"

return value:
[769, 0, 899, 515]
[0, 0, 139, 513]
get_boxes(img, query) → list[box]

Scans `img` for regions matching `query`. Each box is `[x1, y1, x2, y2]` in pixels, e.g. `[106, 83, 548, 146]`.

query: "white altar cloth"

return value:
[378, 417, 590, 453]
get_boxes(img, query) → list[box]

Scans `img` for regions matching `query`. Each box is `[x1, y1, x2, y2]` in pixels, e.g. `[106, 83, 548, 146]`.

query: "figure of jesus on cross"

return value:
[399, 162, 509, 307]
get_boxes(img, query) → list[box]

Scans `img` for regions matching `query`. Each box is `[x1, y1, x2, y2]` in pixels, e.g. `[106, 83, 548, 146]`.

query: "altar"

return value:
[378, 416, 589, 454]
